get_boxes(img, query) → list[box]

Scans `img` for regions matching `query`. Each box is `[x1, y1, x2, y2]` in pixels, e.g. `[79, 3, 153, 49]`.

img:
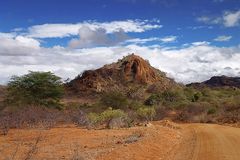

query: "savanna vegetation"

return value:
[1, 71, 240, 135]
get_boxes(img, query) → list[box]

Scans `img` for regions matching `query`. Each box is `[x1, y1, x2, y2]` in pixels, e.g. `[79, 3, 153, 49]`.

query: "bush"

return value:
[99, 108, 126, 122]
[0, 116, 10, 135]
[87, 108, 127, 128]
[6, 71, 64, 108]
[137, 107, 156, 121]
[144, 94, 161, 106]
[207, 108, 217, 115]
[0, 106, 59, 129]
[177, 102, 210, 122]
[129, 101, 145, 110]
[68, 109, 88, 126]
[161, 89, 186, 104]
[0, 106, 88, 130]
[100, 91, 128, 109]
[87, 112, 99, 125]
[145, 88, 187, 107]
[192, 92, 202, 102]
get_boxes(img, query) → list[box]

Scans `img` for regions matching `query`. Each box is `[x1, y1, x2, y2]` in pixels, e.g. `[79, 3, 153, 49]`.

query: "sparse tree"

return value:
[6, 71, 64, 109]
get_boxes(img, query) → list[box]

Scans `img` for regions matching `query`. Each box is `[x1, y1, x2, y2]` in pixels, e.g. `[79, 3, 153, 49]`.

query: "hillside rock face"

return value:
[187, 76, 240, 88]
[66, 54, 176, 95]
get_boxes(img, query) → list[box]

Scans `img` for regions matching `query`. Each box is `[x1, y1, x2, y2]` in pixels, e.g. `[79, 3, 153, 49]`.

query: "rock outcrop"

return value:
[66, 54, 177, 95]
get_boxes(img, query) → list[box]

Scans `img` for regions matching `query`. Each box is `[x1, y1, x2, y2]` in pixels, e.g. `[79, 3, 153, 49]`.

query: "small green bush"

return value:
[207, 108, 217, 115]
[137, 107, 156, 121]
[161, 89, 186, 104]
[87, 112, 99, 124]
[145, 88, 187, 107]
[100, 91, 128, 109]
[129, 101, 145, 110]
[87, 108, 127, 126]
[192, 92, 202, 102]
[99, 108, 127, 122]
[144, 94, 161, 106]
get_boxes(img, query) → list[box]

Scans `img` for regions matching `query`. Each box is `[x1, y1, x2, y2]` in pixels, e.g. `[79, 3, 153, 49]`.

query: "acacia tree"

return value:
[6, 71, 64, 109]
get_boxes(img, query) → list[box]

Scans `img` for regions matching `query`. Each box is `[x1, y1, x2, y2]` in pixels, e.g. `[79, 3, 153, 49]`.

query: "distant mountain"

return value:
[187, 76, 240, 88]
[66, 54, 178, 95]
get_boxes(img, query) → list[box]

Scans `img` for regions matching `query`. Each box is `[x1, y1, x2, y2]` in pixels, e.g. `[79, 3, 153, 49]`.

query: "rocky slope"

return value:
[187, 75, 240, 88]
[66, 54, 177, 95]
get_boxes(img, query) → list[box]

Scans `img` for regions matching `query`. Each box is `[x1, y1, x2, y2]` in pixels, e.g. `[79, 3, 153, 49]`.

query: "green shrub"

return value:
[100, 91, 128, 109]
[137, 107, 156, 121]
[207, 108, 217, 115]
[145, 88, 187, 107]
[144, 94, 161, 106]
[6, 71, 64, 109]
[87, 112, 99, 124]
[99, 108, 127, 122]
[161, 89, 186, 103]
[87, 108, 127, 126]
[129, 101, 145, 110]
[192, 92, 202, 102]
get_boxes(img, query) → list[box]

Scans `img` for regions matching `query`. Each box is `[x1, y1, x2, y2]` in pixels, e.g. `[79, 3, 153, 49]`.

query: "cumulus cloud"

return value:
[25, 20, 162, 38]
[197, 10, 240, 27]
[0, 36, 40, 56]
[0, 34, 240, 84]
[214, 35, 232, 42]
[223, 10, 240, 27]
[0, 32, 16, 38]
[68, 25, 129, 48]
[15, 36, 40, 48]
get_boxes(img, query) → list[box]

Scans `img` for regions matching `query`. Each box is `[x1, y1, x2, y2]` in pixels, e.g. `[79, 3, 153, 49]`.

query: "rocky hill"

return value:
[66, 54, 178, 95]
[187, 75, 240, 88]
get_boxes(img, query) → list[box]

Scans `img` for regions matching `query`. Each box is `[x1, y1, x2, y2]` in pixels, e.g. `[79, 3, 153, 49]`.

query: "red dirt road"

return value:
[1, 123, 240, 160]
[169, 124, 240, 160]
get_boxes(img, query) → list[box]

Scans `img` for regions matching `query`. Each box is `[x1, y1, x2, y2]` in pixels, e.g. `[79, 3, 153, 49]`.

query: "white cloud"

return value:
[160, 36, 177, 43]
[0, 32, 16, 38]
[125, 36, 177, 44]
[223, 10, 240, 27]
[197, 16, 211, 23]
[197, 10, 240, 27]
[125, 37, 160, 44]
[68, 25, 129, 48]
[15, 36, 40, 48]
[0, 35, 239, 84]
[0, 36, 40, 56]
[187, 26, 213, 30]
[214, 35, 232, 42]
[192, 41, 210, 46]
[25, 20, 162, 38]
[197, 16, 221, 25]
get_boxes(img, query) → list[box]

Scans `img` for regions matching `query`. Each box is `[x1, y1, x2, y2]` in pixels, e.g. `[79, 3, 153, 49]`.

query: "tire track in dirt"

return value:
[169, 124, 240, 160]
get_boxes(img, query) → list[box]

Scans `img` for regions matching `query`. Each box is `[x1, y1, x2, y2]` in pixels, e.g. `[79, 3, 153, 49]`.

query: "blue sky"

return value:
[0, 0, 240, 84]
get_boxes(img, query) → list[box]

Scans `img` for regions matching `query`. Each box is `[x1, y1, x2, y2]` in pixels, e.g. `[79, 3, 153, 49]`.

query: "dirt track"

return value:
[1, 123, 240, 160]
[170, 124, 240, 160]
